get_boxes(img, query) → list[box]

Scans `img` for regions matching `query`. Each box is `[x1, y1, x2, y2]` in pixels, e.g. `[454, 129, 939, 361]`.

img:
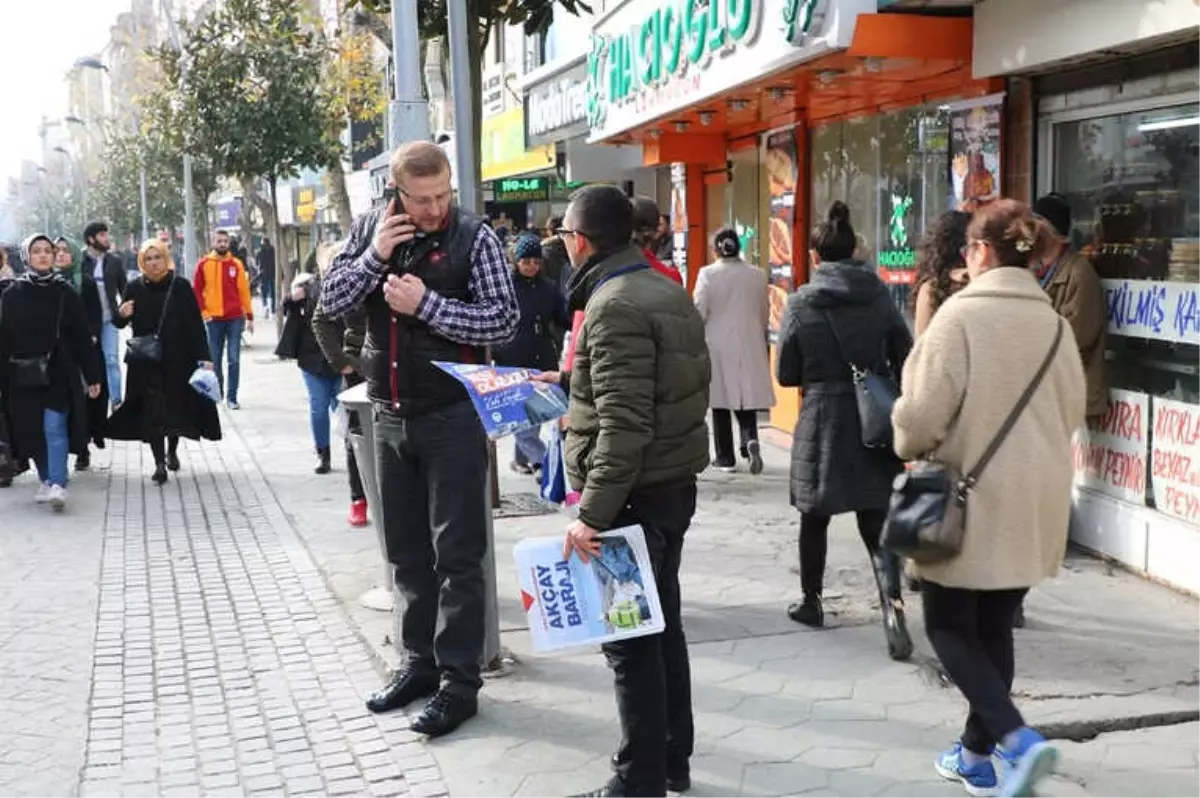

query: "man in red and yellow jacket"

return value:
[193, 229, 254, 409]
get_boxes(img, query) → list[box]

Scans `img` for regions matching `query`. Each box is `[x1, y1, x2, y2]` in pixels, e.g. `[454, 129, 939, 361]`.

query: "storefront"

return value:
[586, 0, 995, 430]
[976, 0, 1199, 593]
[481, 106, 558, 231]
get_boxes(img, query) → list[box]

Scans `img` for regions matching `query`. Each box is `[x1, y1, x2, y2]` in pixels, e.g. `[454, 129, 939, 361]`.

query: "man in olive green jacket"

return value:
[538, 186, 709, 798]
[1033, 194, 1108, 426]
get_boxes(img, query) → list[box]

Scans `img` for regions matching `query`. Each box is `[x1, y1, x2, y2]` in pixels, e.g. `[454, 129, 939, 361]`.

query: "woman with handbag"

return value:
[775, 202, 914, 660]
[107, 239, 221, 485]
[0, 234, 102, 510]
[54, 236, 109, 471]
[891, 200, 1085, 797]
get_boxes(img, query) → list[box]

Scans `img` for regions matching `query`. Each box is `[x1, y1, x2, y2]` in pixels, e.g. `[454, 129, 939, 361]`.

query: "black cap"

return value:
[1033, 193, 1071, 238]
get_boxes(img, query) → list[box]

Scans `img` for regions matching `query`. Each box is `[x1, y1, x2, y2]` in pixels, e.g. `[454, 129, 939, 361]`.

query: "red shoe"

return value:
[348, 499, 369, 527]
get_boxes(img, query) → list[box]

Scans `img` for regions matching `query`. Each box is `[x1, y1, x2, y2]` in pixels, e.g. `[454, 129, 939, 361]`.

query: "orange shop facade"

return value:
[585, 0, 1001, 431]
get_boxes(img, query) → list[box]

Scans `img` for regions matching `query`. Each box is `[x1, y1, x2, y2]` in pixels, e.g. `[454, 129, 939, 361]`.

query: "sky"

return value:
[0, 0, 131, 190]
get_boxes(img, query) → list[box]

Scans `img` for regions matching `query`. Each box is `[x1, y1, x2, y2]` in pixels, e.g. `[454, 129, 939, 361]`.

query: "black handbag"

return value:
[125, 279, 174, 365]
[882, 318, 1065, 564]
[821, 310, 902, 449]
[10, 295, 65, 388]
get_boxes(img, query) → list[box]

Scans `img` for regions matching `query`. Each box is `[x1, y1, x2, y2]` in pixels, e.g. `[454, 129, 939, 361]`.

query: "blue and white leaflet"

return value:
[432, 362, 569, 439]
[513, 526, 665, 653]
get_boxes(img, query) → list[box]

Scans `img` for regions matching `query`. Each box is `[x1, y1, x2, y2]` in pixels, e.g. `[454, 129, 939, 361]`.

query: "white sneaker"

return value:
[48, 484, 67, 511]
[34, 483, 52, 503]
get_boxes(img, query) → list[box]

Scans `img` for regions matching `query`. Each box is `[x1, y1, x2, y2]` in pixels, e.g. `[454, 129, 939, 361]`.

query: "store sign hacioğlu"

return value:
[586, 0, 871, 141]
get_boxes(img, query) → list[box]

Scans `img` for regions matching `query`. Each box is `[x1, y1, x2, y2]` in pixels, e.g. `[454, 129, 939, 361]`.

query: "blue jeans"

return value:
[100, 321, 122, 405]
[514, 425, 546, 467]
[35, 409, 69, 487]
[206, 317, 245, 402]
[302, 370, 341, 450]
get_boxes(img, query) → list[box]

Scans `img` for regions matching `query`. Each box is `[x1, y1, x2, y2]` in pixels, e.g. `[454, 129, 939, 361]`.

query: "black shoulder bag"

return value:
[11, 294, 66, 388]
[821, 309, 902, 449]
[125, 279, 175, 365]
[881, 318, 1065, 564]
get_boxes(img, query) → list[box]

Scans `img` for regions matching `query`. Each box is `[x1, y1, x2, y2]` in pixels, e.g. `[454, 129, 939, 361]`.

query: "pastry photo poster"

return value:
[950, 96, 1003, 210]
[766, 128, 800, 342]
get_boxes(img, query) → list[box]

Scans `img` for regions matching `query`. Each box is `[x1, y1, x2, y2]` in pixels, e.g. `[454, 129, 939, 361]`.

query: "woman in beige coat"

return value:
[694, 228, 775, 474]
[892, 200, 1085, 798]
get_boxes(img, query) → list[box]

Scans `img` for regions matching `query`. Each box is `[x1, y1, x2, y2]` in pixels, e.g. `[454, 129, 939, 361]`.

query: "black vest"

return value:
[361, 207, 486, 415]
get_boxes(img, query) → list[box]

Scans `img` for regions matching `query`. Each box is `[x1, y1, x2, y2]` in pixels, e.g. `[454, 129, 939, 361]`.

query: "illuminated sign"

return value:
[494, 178, 551, 202]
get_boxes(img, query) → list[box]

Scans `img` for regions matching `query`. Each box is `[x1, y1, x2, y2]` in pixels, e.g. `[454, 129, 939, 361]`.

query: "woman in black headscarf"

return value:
[107, 239, 221, 485]
[54, 236, 109, 470]
[0, 234, 102, 510]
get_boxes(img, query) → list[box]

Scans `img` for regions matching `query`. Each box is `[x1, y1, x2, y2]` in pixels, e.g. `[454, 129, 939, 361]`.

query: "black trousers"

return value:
[604, 482, 697, 797]
[798, 509, 895, 599]
[923, 582, 1028, 754]
[149, 435, 180, 465]
[374, 400, 489, 696]
[345, 374, 365, 502]
[711, 409, 759, 467]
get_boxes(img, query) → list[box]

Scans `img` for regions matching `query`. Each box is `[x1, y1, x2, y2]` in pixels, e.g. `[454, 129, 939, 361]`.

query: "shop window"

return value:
[729, 146, 767, 269]
[1051, 103, 1200, 405]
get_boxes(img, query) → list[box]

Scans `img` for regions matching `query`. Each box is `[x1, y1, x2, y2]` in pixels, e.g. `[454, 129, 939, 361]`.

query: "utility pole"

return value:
[446, 0, 504, 672]
[388, 0, 430, 147]
[159, 0, 196, 274]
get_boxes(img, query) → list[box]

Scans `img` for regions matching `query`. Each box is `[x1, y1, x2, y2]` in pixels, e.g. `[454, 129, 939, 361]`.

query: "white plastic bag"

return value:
[189, 367, 221, 403]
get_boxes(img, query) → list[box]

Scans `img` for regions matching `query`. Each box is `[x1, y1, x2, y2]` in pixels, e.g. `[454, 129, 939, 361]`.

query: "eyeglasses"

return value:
[397, 186, 452, 210]
[555, 227, 587, 241]
[960, 239, 987, 259]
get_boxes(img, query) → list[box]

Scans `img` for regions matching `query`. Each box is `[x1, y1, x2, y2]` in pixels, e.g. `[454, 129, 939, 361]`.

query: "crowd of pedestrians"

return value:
[0, 132, 1108, 798]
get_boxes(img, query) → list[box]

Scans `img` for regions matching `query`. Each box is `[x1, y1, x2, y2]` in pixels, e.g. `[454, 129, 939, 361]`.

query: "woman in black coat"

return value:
[275, 273, 342, 475]
[107, 239, 220, 485]
[54, 236, 109, 470]
[776, 202, 914, 660]
[0, 234, 103, 510]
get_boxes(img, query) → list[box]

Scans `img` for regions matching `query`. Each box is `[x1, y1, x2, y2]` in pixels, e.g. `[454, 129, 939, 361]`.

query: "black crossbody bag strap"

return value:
[960, 318, 1064, 493]
[155, 278, 176, 336]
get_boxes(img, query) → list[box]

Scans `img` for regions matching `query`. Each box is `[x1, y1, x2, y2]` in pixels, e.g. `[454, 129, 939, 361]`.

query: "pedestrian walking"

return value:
[53, 236, 109, 471]
[257, 237, 277, 318]
[912, 210, 972, 337]
[775, 201, 914, 661]
[311, 284, 370, 528]
[535, 185, 710, 797]
[694, 227, 774, 474]
[631, 196, 684, 285]
[193, 229, 254, 409]
[495, 234, 570, 475]
[892, 199, 1085, 798]
[276, 272, 342, 475]
[321, 141, 518, 738]
[108, 240, 221, 486]
[0, 234, 103, 511]
[654, 213, 675, 263]
[82, 221, 128, 410]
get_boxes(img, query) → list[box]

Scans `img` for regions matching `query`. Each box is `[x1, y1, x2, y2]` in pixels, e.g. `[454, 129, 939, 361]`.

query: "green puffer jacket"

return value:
[564, 245, 711, 530]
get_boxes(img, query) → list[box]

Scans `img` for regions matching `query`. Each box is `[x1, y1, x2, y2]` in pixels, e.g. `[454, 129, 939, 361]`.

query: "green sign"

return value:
[494, 177, 551, 202]
[888, 192, 914, 249]
[878, 248, 916, 268]
[588, 0, 763, 125]
[783, 0, 824, 42]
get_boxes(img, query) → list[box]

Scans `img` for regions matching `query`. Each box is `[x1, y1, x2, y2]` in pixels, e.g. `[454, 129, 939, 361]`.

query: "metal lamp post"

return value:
[158, 2, 197, 276]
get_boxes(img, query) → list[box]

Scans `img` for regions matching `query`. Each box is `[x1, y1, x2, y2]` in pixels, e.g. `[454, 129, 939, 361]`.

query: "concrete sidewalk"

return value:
[229, 324, 1199, 797]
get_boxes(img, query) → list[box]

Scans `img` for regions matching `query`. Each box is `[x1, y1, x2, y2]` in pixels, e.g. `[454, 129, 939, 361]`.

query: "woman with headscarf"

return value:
[54, 236, 109, 470]
[0, 234, 102, 509]
[107, 239, 221, 485]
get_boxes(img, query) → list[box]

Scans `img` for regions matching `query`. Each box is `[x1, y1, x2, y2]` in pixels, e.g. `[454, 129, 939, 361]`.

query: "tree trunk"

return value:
[466, 7, 485, 215]
[326, 154, 354, 237]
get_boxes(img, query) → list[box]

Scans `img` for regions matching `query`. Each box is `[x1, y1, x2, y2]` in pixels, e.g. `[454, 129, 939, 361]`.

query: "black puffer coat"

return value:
[776, 260, 912, 515]
[494, 271, 570, 371]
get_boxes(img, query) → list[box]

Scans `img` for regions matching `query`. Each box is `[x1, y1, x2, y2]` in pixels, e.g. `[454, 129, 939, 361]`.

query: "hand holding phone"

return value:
[372, 196, 417, 261]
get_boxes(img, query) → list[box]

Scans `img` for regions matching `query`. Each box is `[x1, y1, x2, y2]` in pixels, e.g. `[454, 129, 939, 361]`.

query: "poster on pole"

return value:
[949, 94, 1003, 211]
[1150, 397, 1200, 525]
[670, 163, 689, 284]
[514, 526, 665, 653]
[1071, 389, 1149, 505]
[765, 128, 799, 342]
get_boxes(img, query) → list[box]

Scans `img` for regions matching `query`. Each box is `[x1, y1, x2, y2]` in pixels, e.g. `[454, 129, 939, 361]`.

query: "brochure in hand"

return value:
[513, 526, 665, 653]
[433, 362, 568, 439]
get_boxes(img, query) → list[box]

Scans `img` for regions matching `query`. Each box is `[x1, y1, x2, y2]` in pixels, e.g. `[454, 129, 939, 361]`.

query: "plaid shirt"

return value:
[322, 208, 518, 347]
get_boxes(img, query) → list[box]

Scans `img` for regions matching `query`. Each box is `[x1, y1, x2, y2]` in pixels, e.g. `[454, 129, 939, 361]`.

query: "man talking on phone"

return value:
[322, 141, 518, 737]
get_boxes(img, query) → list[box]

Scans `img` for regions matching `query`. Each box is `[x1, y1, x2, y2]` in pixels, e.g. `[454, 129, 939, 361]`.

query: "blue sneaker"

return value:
[935, 742, 999, 797]
[997, 728, 1058, 797]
